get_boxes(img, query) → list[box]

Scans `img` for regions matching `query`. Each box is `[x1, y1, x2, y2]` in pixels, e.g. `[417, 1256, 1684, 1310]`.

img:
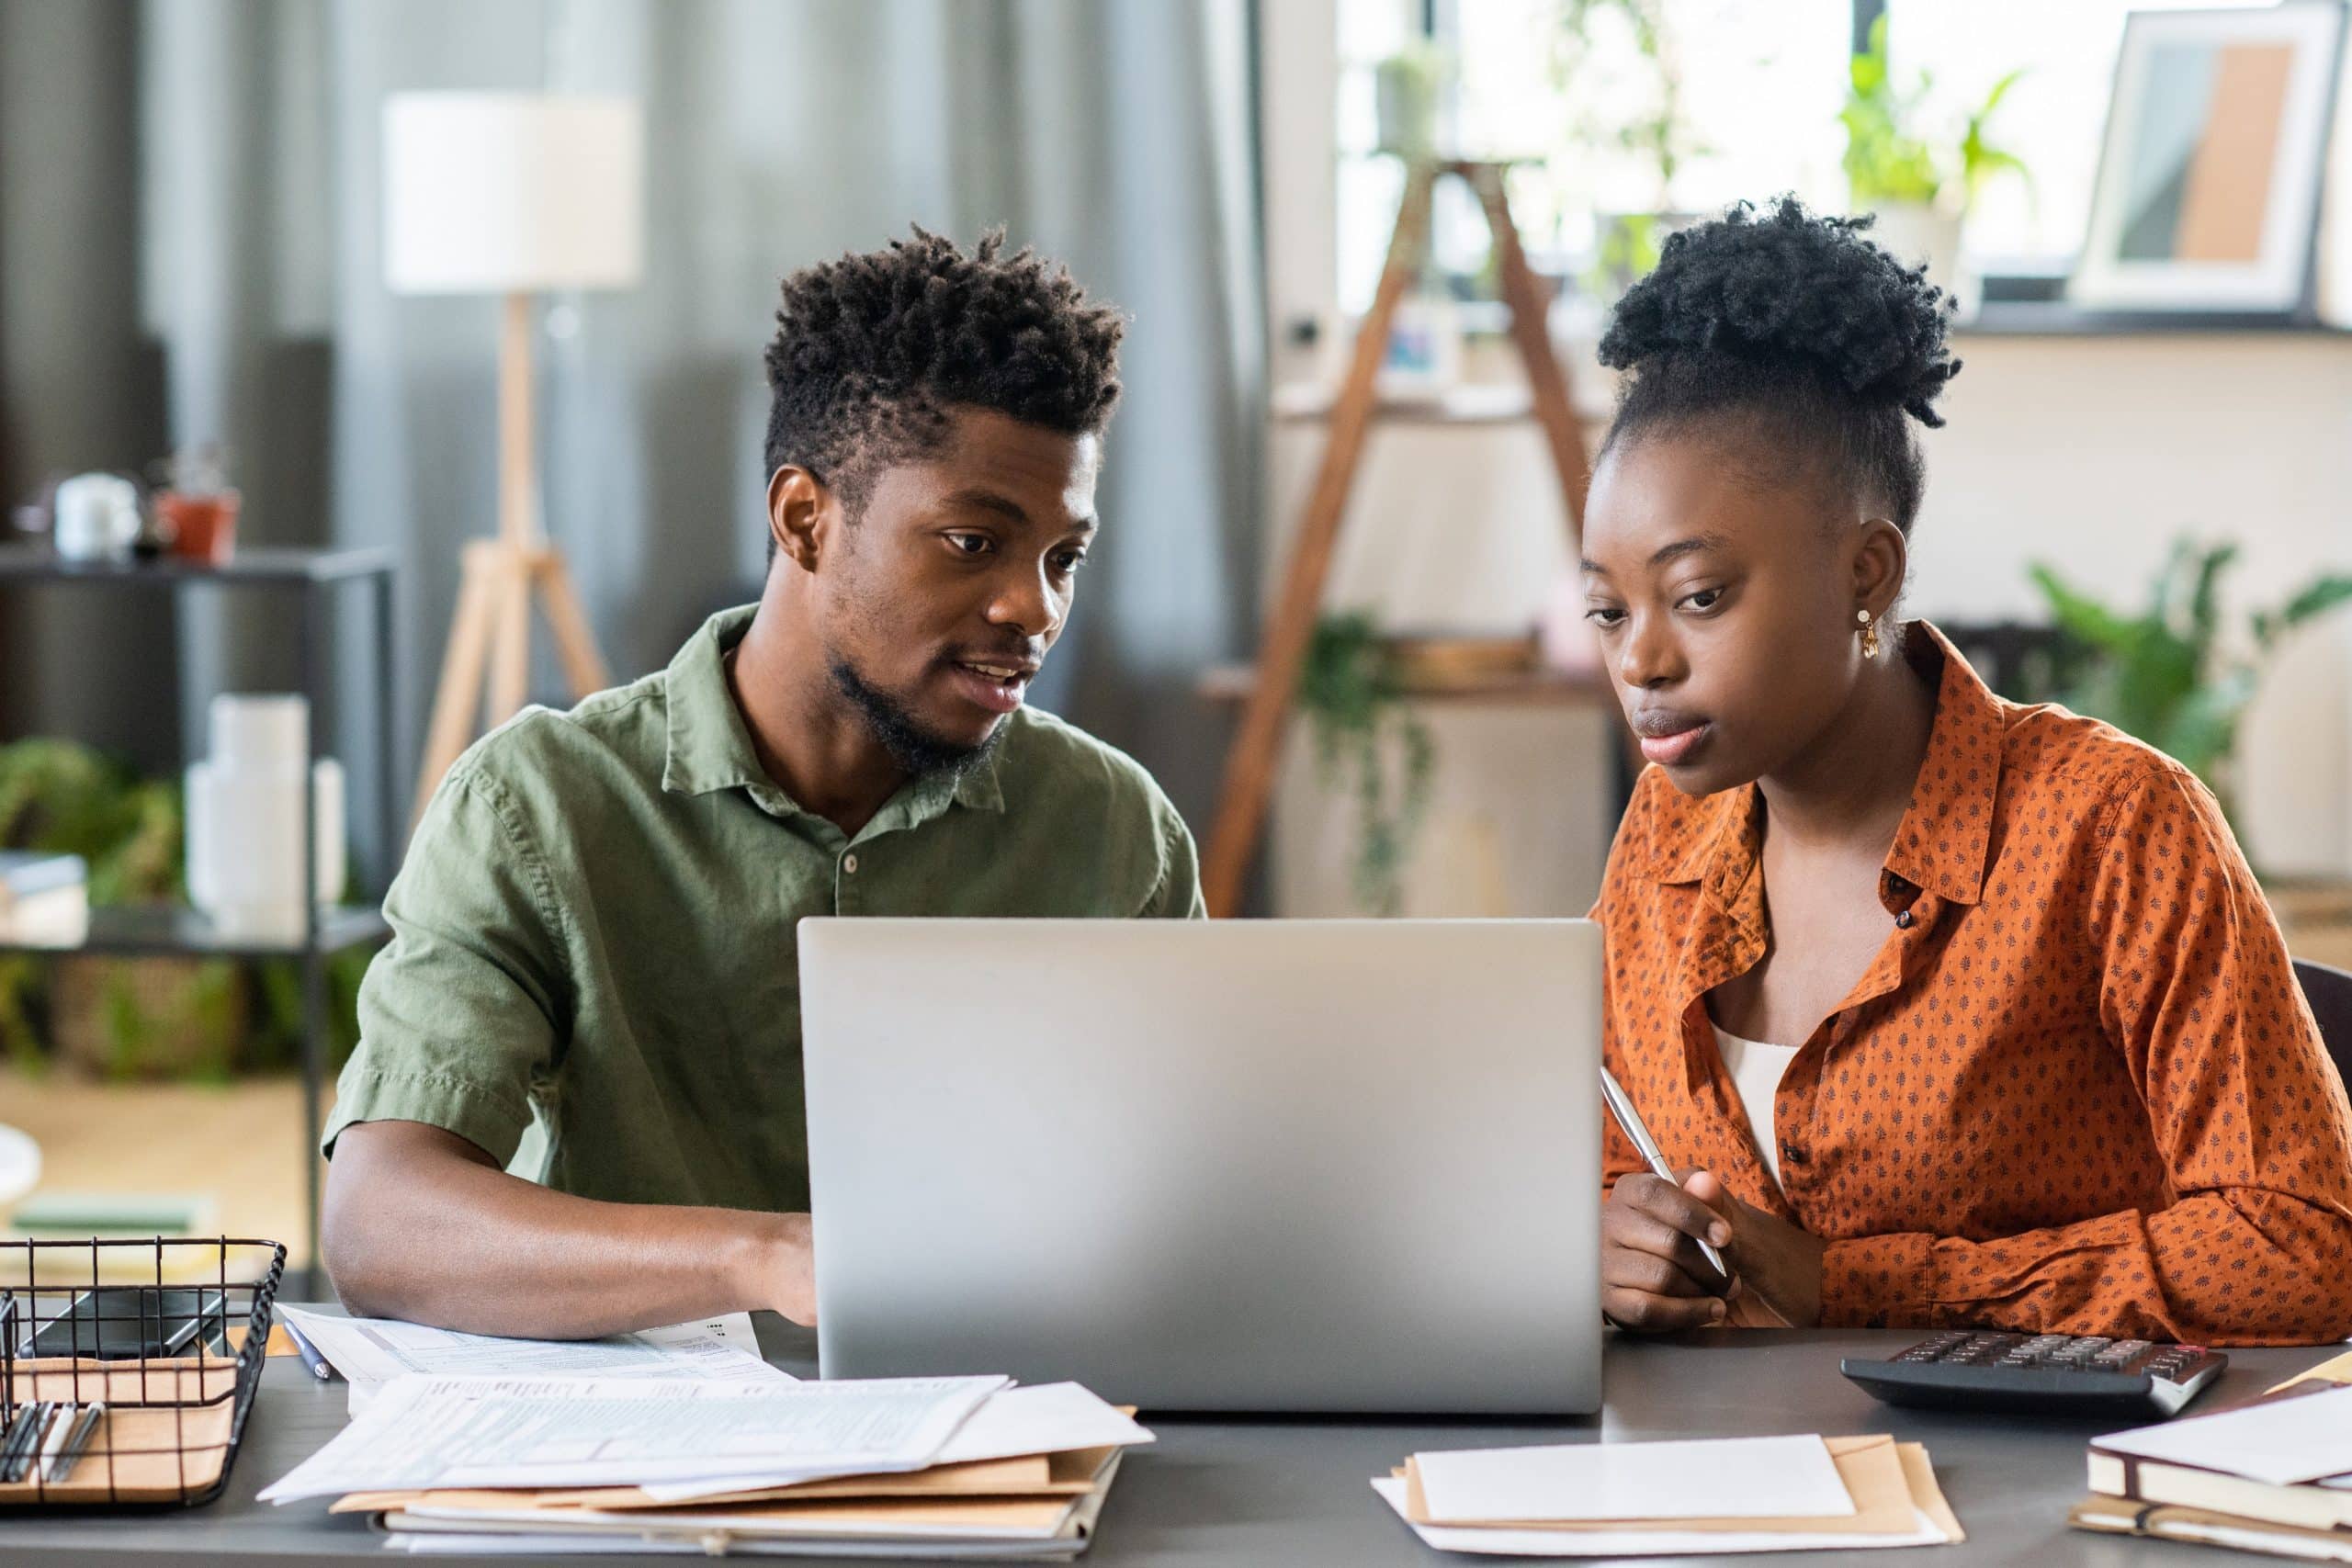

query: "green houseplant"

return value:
[1841, 16, 2027, 314]
[1297, 613, 1436, 917]
[1551, 0, 1701, 302]
[2029, 538, 2352, 827]
[0, 738, 368, 1078]
[1374, 39, 1453, 162]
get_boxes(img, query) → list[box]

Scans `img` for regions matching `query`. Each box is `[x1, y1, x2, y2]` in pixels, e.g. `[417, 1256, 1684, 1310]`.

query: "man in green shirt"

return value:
[322, 230, 1203, 1338]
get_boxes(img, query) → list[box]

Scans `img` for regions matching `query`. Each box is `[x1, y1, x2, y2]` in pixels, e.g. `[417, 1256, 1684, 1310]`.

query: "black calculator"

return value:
[1840, 1332, 2227, 1418]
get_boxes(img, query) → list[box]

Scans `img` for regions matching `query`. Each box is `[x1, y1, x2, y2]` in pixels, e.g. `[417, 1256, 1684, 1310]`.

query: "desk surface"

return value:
[0, 1320, 2319, 1565]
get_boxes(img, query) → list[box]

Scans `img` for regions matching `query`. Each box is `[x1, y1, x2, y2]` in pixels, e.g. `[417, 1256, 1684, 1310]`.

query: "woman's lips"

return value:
[1638, 722, 1710, 766]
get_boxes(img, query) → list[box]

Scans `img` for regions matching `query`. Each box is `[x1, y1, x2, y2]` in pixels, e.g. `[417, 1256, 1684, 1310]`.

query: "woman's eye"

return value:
[1682, 587, 1724, 612]
[1584, 605, 1626, 628]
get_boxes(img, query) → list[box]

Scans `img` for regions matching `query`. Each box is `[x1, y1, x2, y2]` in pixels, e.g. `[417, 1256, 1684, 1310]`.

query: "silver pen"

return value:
[1600, 1066, 1731, 1281]
[33, 1401, 73, 1483]
[48, 1402, 103, 1483]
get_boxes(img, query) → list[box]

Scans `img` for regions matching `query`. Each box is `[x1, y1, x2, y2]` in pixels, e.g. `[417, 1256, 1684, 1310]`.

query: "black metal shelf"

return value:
[3, 539, 397, 1295]
[0, 544, 394, 583]
[0, 905, 390, 960]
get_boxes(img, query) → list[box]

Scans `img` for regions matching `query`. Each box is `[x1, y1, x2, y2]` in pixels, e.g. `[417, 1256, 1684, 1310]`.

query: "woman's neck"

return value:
[1755, 634, 1939, 854]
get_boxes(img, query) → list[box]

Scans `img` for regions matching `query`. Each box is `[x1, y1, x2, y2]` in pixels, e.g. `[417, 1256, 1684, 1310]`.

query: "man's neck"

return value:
[725, 593, 910, 839]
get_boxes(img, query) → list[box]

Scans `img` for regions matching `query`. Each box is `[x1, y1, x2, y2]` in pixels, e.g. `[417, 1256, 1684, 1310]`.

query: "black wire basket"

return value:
[0, 1236, 284, 1510]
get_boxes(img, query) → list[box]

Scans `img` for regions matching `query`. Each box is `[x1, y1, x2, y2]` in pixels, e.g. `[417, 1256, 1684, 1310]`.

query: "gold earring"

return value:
[1856, 609, 1881, 660]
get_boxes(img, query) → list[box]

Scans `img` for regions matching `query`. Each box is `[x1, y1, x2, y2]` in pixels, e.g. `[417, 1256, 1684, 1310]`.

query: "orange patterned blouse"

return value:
[1594, 621, 2352, 1345]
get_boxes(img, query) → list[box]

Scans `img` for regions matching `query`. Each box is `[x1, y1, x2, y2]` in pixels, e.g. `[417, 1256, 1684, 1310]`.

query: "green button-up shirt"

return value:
[325, 605, 1203, 1212]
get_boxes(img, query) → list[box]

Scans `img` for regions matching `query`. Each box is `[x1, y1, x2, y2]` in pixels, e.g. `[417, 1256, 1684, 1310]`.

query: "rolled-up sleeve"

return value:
[322, 766, 568, 1167]
[1820, 761, 2352, 1344]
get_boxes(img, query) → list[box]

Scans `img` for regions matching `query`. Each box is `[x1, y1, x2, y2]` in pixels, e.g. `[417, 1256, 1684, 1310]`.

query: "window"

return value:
[1336, 0, 1849, 312]
[1882, 0, 2275, 268]
[1331, 0, 2282, 310]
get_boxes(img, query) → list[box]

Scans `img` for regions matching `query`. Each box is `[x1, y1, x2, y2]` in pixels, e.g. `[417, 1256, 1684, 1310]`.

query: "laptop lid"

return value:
[801, 918, 1601, 1415]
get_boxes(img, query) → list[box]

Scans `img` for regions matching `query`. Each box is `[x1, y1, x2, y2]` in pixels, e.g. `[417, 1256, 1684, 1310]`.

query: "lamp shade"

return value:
[383, 92, 644, 295]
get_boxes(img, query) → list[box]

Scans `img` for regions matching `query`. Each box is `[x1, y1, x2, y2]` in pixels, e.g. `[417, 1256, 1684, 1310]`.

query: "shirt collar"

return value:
[1645, 619, 2004, 908]
[661, 604, 1008, 817]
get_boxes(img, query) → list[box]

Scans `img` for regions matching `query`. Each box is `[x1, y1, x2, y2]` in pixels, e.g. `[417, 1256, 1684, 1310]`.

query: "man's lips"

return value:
[944, 655, 1038, 716]
[1632, 711, 1711, 766]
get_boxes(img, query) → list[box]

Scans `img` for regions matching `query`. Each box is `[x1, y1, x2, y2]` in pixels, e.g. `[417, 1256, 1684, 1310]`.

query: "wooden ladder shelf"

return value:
[1200, 158, 1593, 917]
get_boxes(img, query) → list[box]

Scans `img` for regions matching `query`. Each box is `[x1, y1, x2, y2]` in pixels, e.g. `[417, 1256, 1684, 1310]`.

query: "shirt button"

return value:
[842, 853, 859, 874]
[1781, 1141, 1804, 1164]
[1894, 910, 1914, 929]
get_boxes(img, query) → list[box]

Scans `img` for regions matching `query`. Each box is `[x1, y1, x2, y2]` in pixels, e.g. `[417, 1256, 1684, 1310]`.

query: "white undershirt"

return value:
[1712, 1025, 1804, 1190]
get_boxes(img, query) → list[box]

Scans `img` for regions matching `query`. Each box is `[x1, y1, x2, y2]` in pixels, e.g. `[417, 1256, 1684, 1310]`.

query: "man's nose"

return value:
[986, 563, 1060, 640]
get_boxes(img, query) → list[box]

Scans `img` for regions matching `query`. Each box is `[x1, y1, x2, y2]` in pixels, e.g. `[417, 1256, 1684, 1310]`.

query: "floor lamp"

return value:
[385, 92, 645, 826]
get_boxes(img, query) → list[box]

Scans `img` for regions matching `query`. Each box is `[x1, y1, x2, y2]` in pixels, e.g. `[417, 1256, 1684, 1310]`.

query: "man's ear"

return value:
[766, 467, 832, 572]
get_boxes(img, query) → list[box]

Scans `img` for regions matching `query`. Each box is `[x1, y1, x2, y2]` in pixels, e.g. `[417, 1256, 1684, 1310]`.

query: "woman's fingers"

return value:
[1605, 1205, 1727, 1296]
[1602, 1284, 1729, 1332]
[1624, 1171, 1734, 1247]
[1603, 1171, 1742, 1337]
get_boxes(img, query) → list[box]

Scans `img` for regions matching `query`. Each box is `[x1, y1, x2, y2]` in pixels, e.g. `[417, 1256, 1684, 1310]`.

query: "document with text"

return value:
[258, 1373, 1007, 1503]
[633, 1381, 1157, 1502]
[276, 1305, 786, 1411]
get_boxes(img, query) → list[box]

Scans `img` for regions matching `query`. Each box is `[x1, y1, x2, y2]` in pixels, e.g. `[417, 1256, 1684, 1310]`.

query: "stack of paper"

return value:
[276, 1305, 786, 1411]
[2073, 1351, 2352, 1562]
[263, 1374, 1152, 1559]
[1372, 1433, 1964, 1556]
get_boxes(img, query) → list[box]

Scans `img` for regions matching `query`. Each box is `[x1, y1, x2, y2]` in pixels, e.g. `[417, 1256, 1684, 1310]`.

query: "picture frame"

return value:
[2071, 2, 2346, 313]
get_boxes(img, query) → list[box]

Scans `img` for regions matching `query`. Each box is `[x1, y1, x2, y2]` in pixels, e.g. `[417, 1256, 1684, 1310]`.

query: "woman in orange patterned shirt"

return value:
[1587, 198, 2352, 1346]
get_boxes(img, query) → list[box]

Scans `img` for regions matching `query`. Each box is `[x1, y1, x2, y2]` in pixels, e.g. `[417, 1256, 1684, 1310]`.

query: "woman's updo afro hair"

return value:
[1596, 197, 1962, 534]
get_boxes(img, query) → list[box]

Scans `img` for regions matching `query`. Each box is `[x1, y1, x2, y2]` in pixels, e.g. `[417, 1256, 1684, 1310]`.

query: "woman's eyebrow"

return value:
[1580, 531, 1733, 575]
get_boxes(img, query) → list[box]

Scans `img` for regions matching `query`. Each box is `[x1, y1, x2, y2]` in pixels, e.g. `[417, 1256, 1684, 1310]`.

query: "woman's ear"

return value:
[767, 467, 831, 572]
[1850, 515, 1909, 621]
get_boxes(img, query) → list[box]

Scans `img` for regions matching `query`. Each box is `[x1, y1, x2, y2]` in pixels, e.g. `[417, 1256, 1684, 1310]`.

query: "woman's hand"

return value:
[1601, 1168, 1745, 1330]
[1684, 1169, 1826, 1328]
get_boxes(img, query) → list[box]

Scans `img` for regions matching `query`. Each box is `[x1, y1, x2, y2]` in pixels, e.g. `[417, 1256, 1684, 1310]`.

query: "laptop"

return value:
[799, 918, 1602, 1415]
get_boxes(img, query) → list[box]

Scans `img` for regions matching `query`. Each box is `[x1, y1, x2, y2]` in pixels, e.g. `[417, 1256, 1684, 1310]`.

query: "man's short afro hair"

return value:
[1597, 197, 1962, 534]
[762, 227, 1125, 513]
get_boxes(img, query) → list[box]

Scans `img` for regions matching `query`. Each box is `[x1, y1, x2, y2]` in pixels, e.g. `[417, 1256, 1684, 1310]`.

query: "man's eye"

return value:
[946, 534, 991, 556]
[1052, 550, 1088, 574]
[1585, 605, 1626, 628]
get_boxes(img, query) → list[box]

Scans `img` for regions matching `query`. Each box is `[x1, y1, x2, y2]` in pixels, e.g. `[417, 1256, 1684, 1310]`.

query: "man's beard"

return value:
[828, 655, 1003, 781]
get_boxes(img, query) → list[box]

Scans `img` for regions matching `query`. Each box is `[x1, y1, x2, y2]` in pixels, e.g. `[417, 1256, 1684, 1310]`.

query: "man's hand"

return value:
[1602, 1168, 1744, 1330]
[741, 1212, 818, 1326]
[326, 1121, 826, 1339]
[1684, 1169, 1825, 1328]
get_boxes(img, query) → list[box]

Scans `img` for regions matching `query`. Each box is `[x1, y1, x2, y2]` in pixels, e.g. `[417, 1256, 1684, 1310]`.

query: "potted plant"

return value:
[2029, 537, 2352, 836]
[1550, 0, 1702, 305]
[1374, 39, 1453, 164]
[1841, 15, 2028, 317]
[0, 738, 368, 1080]
[1297, 613, 1437, 917]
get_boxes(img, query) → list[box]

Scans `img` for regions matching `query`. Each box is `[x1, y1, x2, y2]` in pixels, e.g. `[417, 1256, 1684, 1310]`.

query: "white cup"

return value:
[51, 473, 141, 562]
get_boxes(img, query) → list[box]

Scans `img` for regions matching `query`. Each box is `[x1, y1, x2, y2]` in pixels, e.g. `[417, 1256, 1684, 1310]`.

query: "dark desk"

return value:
[0, 1322, 2318, 1565]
